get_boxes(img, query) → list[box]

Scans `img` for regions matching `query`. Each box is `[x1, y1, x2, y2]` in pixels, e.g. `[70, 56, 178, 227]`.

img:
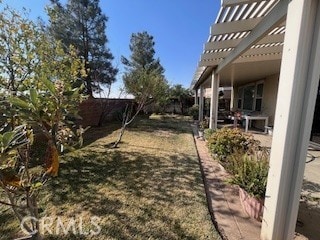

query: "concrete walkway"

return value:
[191, 124, 309, 240]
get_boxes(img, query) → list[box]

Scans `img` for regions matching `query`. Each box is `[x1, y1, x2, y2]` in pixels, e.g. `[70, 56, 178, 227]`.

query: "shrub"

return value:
[223, 151, 245, 175]
[207, 127, 259, 160]
[199, 118, 209, 130]
[188, 104, 199, 120]
[227, 152, 269, 199]
[204, 128, 215, 140]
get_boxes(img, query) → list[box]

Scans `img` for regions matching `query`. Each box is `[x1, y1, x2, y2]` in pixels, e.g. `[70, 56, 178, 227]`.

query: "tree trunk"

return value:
[85, 75, 93, 97]
[112, 102, 143, 148]
[112, 124, 126, 148]
[180, 101, 184, 114]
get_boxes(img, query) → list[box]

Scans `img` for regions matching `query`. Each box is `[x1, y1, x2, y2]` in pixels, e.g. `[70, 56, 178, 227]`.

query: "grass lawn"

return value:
[0, 114, 221, 240]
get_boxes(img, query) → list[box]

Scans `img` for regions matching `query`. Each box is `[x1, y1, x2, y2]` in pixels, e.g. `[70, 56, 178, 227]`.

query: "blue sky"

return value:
[1, 0, 220, 97]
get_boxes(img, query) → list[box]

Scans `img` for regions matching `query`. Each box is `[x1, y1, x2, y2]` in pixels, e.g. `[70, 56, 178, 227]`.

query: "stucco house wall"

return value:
[262, 74, 279, 126]
[232, 74, 279, 128]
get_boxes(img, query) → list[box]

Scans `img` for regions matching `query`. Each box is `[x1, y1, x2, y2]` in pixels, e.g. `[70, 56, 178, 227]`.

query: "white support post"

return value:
[230, 87, 234, 111]
[209, 73, 220, 129]
[261, 1, 320, 240]
[194, 89, 199, 105]
[230, 65, 235, 111]
[198, 85, 204, 122]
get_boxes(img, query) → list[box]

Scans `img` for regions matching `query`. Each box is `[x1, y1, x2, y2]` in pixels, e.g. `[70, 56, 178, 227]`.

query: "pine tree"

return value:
[122, 32, 164, 77]
[113, 31, 168, 147]
[121, 31, 166, 101]
[47, 0, 118, 96]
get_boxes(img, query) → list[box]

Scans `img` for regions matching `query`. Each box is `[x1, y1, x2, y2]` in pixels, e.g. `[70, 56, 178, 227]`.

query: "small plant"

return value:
[207, 127, 259, 161]
[208, 128, 242, 160]
[204, 128, 215, 141]
[199, 119, 209, 131]
[227, 152, 269, 199]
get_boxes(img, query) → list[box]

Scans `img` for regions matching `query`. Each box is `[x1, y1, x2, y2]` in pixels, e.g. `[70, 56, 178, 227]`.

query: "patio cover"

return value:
[191, 0, 285, 88]
[191, 1, 320, 240]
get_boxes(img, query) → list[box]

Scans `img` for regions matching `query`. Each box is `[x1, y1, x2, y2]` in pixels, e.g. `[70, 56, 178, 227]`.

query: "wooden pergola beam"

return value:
[204, 33, 285, 51]
[216, 0, 289, 73]
[201, 45, 282, 62]
[234, 53, 282, 63]
[222, 0, 268, 7]
[201, 51, 231, 61]
[211, 17, 263, 35]
[198, 59, 221, 67]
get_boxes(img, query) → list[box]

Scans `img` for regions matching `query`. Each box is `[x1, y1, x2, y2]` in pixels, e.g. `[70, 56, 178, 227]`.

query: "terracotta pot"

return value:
[239, 187, 264, 221]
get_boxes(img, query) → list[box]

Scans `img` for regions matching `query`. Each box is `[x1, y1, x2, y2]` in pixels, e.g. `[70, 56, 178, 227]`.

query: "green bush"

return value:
[227, 152, 269, 199]
[207, 127, 259, 160]
[188, 104, 199, 120]
[204, 128, 215, 140]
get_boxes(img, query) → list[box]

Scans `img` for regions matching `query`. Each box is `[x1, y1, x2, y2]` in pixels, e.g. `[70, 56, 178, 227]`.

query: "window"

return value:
[255, 83, 264, 111]
[243, 85, 255, 110]
[237, 82, 264, 111]
[237, 88, 243, 109]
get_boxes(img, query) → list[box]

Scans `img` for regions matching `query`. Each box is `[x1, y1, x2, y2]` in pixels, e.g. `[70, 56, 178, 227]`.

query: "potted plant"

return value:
[198, 119, 209, 138]
[227, 151, 269, 221]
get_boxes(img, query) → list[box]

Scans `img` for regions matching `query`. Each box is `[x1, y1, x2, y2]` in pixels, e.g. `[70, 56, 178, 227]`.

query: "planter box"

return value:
[239, 187, 264, 221]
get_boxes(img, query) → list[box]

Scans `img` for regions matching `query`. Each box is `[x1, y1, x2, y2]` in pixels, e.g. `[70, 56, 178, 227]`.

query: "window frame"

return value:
[237, 81, 264, 112]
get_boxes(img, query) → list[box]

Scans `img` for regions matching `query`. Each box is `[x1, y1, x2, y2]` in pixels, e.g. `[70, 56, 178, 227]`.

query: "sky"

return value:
[1, 0, 220, 98]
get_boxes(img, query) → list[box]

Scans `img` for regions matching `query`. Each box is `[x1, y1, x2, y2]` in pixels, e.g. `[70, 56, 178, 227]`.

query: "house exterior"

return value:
[191, 0, 320, 239]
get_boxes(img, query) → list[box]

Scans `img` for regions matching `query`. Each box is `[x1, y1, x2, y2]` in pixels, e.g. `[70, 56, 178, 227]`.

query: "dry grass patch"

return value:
[0, 115, 221, 240]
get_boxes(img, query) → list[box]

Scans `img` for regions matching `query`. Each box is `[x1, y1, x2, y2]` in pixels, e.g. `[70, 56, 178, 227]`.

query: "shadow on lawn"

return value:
[82, 122, 121, 147]
[0, 209, 20, 240]
[48, 149, 204, 206]
[44, 147, 210, 239]
[82, 115, 192, 148]
[0, 115, 218, 240]
[128, 117, 193, 135]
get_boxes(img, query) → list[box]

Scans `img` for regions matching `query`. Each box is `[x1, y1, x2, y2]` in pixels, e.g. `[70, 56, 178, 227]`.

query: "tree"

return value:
[122, 32, 167, 100]
[47, 0, 118, 96]
[0, 7, 39, 93]
[113, 31, 168, 147]
[169, 84, 193, 114]
[0, 7, 86, 239]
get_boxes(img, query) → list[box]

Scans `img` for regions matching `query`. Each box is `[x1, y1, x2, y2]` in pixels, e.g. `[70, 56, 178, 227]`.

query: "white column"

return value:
[209, 73, 220, 129]
[230, 87, 234, 111]
[230, 65, 235, 111]
[194, 89, 199, 105]
[261, 1, 320, 240]
[198, 85, 204, 121]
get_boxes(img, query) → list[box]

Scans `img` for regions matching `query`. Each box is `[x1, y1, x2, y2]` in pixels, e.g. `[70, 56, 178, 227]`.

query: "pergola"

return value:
[191, 0, 320, 239]
[191, 0, 286, 128]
